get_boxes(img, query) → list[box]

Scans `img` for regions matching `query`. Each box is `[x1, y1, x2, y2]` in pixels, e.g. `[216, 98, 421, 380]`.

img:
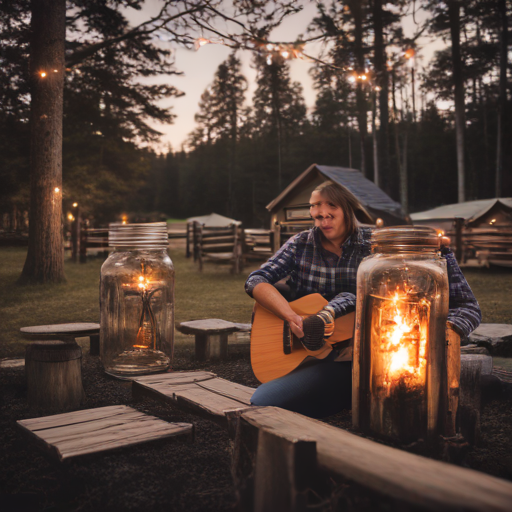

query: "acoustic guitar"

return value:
[250, 293, 355, 383]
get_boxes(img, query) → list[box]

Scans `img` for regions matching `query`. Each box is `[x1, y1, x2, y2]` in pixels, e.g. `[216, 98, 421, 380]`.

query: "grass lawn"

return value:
[1, 245, 511, 358]
[0, 245, 258, 357]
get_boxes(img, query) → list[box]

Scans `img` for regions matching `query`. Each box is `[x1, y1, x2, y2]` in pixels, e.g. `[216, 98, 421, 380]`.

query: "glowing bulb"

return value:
[54, 187, 60, 193]
[281, 50, 289, 58]
[40, 71, 47, 78]
[375, 86, 382, 92]
[67, 213, 74, 221]
[139, 276, 144, 282]
[72, 202, 78, 207]
[266, 43, 274, 51]
[53, 69, 58, 73]
[195, 37, 210, 49]
[266, 54, 272, 65]
[490, 219, 496, 225]
[361, 74, 367, 81]
[138, 283, 144, 289]
[348, 76, 356, 83]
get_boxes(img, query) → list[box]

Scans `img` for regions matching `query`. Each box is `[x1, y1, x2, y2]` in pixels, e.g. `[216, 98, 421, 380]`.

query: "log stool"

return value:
[25, 340, 84, 414]
[20, 323, 100, 355]
[177, 319, 240, 360]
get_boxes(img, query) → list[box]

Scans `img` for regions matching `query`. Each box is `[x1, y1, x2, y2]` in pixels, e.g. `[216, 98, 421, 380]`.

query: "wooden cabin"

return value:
[411, 198, 512, 267]
[266, 164, 408, 250]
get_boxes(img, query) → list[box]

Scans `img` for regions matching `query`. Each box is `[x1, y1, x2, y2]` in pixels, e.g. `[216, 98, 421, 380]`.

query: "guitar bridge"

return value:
[283, 321, 292, 354]
[283, 322, 305, 354]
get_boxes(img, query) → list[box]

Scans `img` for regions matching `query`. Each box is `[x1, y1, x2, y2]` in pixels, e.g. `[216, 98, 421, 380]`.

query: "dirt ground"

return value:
[1, 346, 512, 512]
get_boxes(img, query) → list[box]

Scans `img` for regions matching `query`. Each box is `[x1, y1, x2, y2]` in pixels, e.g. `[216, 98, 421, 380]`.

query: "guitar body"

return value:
[250, 293, 355, 383]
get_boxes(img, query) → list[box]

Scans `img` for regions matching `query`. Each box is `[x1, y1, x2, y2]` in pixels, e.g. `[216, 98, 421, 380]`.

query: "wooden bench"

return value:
[17, 405, 193, 462]
[20, 323, 100, 355]
[176, 319, 244, 360]
[132, 370, 255, 427]
[243, 229, 274, 262]
[229, 406, 512, 512]
[194, 222, 243, 273]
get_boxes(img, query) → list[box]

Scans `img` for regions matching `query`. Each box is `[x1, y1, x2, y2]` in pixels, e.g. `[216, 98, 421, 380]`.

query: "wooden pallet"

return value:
[132, 370, 255, 425]
[17, 405, 193, 462]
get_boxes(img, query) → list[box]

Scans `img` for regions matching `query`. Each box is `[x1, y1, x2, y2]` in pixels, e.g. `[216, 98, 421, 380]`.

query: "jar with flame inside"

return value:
[100, 222, 174, 377]
[352, 227, 451, 445]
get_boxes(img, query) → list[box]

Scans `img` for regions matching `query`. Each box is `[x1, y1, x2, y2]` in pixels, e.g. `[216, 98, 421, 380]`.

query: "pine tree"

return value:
[251, 54, 308, 194]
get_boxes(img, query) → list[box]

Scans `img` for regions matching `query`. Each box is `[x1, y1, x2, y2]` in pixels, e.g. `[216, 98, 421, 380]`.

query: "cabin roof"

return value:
[410, 198, 512, 223]
[266, 164, 405, 220]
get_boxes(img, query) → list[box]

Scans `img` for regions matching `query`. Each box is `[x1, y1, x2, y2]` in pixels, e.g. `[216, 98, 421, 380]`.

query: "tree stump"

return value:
[25, 340, 84, 414]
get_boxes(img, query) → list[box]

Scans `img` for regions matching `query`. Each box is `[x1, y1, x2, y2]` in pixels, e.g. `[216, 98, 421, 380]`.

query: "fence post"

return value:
[71, 216, 79, 263]
[79, 219, 87, 263]
[186, 222, 191, 258]
[454, 217, 464, 263]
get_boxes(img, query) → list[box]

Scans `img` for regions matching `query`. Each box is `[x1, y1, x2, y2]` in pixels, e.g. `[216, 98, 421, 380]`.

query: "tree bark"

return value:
[19, 0, 66, 284]
[448, 0, 466, 203]
[495, 0, 508, 198]
[373, 0, 390, 191]
[349, 0, 368, 177]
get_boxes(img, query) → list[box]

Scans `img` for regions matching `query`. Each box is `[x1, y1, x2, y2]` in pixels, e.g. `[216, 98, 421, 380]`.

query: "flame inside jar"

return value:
[368, 290, 431, 441]
[378, 292, 429, 390]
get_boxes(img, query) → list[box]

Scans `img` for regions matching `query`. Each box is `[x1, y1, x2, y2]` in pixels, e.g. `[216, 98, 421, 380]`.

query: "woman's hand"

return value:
[286, 313, 304, 339]
[253, 282, 305, 338]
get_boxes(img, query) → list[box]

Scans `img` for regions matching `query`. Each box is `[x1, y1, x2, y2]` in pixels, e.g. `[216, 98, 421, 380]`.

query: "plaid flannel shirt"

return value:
[245, 226, 481, 338]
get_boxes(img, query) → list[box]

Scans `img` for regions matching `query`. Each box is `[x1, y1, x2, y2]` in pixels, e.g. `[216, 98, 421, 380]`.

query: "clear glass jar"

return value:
[352, 227, 450, 444]
[100, 222, 174, 377]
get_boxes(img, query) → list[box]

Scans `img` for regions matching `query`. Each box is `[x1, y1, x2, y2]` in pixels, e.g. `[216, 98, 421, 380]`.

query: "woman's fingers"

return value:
[289, 316, 304, 338]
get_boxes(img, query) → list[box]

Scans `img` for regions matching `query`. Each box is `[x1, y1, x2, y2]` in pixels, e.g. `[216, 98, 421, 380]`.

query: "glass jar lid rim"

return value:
[372, 226, 440, 248]
[108, 222, 168, 248]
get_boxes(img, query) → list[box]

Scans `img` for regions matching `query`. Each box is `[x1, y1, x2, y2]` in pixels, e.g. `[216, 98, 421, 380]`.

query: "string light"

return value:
[54, 187, 60, 193]
[194, 37, 225, 50]
[72, 202, 78, 207]
[40, 71, 47, 78]
[193, 35, 412, 93]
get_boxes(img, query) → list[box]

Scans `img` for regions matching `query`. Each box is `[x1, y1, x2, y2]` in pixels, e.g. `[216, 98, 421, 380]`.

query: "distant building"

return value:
[266, 164, 408, 249]
[411, 198, 512, 267]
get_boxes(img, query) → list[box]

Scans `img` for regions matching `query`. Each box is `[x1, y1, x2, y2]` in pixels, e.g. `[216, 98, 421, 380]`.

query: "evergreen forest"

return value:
[1, 0, 511, 229]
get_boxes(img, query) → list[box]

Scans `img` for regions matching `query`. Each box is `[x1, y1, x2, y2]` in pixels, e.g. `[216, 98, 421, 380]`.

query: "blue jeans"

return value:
[250, 352, 352, 419]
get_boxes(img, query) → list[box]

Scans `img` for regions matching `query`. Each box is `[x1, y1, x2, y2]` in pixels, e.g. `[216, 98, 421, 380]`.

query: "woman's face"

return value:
[309, 190, 347, 245]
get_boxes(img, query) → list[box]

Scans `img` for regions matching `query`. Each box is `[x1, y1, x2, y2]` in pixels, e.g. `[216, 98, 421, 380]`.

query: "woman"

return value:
[245, 180, 481, 418]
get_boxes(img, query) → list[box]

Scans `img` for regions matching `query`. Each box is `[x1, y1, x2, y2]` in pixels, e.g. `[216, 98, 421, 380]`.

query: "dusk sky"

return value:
[125, 1, 446, 152]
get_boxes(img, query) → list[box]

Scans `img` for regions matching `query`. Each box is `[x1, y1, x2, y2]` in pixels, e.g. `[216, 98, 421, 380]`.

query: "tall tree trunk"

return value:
[19, 0, 66, 284]
[373, 0, 389, 191]
[372, 92, 379, 187]
[349, 0, 368, 176]
[401, 129, 408, 214]
[448, 0, 466, 203]
[495, 0, 508, 198]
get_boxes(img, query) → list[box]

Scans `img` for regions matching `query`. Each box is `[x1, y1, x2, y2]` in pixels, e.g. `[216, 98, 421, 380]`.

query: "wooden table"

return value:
[177, 319, 241, 360]
[20, 323, 100, 355]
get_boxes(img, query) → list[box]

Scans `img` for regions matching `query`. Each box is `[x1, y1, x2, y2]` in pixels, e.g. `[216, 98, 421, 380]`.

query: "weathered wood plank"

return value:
[17, 405, 193, 462]
[177, 320, 238, 335]
[133, 370, 216, 385]
[132, 372, 254, 425]
[238, 407, 512, 512]
[20, 323, 100, 338]
[18, 404, 132, 430]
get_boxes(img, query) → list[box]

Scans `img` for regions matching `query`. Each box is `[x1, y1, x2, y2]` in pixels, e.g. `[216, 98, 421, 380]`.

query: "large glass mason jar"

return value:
[100, 222, 174, 377]
[352, 227, 451, 445]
